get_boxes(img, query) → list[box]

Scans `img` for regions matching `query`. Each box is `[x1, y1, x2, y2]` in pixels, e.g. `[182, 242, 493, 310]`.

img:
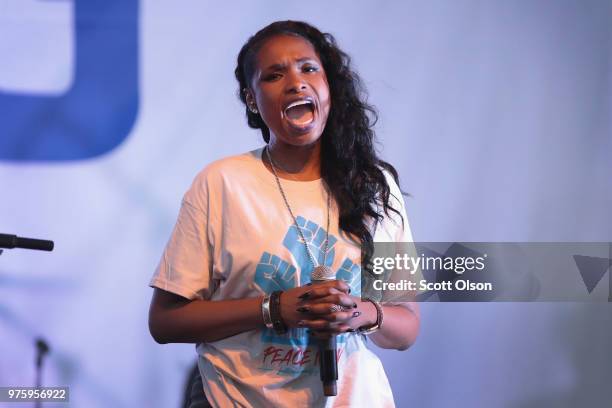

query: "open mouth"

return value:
[283, 99, 315, 129]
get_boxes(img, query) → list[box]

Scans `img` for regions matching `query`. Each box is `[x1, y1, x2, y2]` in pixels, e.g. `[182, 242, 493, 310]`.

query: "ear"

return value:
[243, 88, 259, 114]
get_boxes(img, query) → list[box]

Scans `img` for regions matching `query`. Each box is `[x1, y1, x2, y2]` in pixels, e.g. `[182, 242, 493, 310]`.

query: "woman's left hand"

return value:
[296, 282, 377, 335]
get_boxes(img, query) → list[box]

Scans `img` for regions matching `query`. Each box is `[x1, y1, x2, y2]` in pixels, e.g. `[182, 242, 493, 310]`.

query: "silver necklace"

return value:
[265, 146, 334, 281]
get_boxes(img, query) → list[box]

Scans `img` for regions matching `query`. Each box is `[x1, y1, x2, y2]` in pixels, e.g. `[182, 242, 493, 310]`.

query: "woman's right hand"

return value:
[279, 280, 357, 334]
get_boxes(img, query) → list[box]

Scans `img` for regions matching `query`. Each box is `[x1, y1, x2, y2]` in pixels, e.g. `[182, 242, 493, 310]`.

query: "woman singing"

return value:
[148, 20, 419, 408]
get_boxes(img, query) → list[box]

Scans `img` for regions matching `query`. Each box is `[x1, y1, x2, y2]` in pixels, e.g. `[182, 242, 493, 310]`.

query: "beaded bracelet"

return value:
[269, 291, 287, 334]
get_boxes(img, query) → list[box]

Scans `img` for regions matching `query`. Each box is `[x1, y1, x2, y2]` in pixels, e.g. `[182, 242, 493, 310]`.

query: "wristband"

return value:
[358, 298, 383, 335]
[269, 291, 287, 334]
[261, 294, 274, 329]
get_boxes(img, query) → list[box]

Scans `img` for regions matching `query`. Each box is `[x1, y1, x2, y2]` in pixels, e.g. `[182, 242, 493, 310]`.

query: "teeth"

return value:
[285, 100, 313, 110]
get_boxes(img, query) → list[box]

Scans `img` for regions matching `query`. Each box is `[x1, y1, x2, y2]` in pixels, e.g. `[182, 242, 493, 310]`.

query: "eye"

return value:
[303, 65, 319, 73]
[263, 72, 282, 81]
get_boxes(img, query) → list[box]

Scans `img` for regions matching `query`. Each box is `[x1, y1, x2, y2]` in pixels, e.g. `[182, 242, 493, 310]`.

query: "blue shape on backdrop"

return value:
[0, 1, 139, 161]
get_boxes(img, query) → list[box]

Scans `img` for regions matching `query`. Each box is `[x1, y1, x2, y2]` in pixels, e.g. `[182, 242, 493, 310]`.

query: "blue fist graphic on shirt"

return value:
[335, 258, 361, 296]
[254, 216, 362, 295]
[254, 252, 297, 293]
[282, 216, 337, 286]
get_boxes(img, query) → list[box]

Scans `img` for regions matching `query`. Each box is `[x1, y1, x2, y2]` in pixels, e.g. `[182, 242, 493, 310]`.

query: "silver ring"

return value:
[330, 304, 342, 313]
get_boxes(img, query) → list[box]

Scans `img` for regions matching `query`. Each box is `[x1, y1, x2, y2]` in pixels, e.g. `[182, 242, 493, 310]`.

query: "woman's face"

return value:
[248, 34, 331, 148]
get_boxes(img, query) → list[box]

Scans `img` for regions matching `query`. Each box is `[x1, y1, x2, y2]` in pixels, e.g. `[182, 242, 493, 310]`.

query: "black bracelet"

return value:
[269, 291, 287, 334]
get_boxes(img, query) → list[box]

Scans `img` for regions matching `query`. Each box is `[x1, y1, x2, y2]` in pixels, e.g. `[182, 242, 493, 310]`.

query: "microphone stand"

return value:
[34, 338, 50, 408]
[0, 234, 54, 406]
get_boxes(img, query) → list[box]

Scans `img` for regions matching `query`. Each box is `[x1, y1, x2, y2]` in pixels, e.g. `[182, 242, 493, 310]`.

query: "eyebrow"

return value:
[263, 57, 317, 72]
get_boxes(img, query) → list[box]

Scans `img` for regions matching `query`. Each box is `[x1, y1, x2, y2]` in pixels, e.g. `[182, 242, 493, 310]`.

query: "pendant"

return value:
[312, 265, 335, 281]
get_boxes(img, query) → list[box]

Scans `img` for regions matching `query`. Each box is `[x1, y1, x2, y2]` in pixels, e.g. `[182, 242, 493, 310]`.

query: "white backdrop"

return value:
[1, 1, 611, 407]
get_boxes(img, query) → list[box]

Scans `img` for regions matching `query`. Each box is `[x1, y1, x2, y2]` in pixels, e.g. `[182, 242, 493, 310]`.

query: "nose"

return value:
[285, 70, 307, 94]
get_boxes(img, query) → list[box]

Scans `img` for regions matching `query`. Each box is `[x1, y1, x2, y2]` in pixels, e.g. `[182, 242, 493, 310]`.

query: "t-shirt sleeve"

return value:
[149, 175, 215, 300]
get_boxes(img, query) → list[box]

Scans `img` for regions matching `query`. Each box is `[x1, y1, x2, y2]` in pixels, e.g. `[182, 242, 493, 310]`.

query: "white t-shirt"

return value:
[150, 147, 414, 408]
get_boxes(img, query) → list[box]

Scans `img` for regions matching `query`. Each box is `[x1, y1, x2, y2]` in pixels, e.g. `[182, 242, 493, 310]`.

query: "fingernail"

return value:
[298, 292, 311, 300]
[296, 307, 310, 313]
[352, 303, 358, 309]
[352, 311, 361, 318]
[298, 320, 306, 326]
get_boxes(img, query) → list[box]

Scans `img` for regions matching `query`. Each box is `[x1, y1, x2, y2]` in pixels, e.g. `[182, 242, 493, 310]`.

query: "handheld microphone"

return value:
[0, 233, 54, 251]
[310, 265, 338, 397]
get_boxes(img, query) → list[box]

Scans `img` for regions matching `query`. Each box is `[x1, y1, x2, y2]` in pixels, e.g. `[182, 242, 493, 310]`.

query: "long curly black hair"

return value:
[235, 20, 404, 274]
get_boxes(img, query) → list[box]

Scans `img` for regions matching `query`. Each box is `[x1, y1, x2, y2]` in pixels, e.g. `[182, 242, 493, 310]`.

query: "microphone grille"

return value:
[311, 265, 336, 281]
